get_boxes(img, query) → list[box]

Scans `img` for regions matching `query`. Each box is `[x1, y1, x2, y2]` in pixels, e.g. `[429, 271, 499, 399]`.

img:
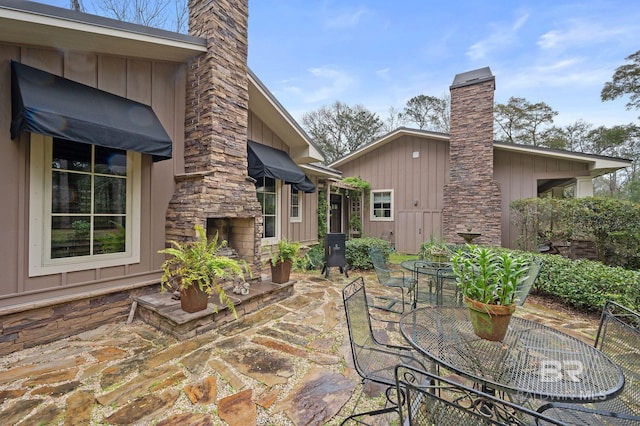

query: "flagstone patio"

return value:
[0, 270, 599, 426]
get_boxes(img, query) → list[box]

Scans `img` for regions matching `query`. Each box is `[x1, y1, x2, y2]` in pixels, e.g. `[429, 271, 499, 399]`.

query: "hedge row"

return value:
[519, 251, 640, 313]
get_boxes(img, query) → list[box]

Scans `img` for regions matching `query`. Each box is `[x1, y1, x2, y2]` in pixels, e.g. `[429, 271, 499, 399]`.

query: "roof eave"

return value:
[0, 0, 206, 62]
[248, 70, 324, 164]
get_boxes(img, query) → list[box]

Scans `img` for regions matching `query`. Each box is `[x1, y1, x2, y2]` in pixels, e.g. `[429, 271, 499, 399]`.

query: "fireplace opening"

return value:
[206, 217, 255, 262]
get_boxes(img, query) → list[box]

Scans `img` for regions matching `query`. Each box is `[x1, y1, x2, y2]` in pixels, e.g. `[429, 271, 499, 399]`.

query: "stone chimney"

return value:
[442, 67, 502, 245]
[165, 0, 263, 275]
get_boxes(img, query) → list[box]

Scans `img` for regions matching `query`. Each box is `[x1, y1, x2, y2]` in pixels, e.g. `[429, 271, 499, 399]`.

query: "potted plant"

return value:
[419, 240, 451, 263]
[269, 238, 302, 284]
[451, 245, 529, 341]
[158, 224, 247, 314]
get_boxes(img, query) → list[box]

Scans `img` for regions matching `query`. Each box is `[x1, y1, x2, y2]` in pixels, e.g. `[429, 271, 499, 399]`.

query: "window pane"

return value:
[51, 216, 91, 258]
[52, 172, 92, 214]
[94, 217, 126, 254]
[52, 139, 91, 172]
[263, 216, 276, 238]
[95, 146, 127, 176]
[94, 176, 126, 214]
[263, 193, 276, 215]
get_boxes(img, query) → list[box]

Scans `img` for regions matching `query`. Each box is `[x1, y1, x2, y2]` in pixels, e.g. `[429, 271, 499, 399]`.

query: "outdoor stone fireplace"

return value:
[442, 67, 502, 246]
[165, 0, 263, 277]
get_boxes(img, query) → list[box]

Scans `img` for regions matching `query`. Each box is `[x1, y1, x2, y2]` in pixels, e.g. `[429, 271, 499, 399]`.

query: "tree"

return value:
[540, 120, 593, 151]
[76, 0, 187, 33]
[401, 94, 449, 132]
[602, 50, 640, 117]
[381, 106, 407, 134]
[494, 97, 558, 146]
[302, 101, 384, 164]
[587, 124, 640, 198]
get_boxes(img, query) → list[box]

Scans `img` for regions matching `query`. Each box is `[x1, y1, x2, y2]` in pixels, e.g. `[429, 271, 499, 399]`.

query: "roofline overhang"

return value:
[299, 163, 342, 179]
[493, 141, 632, 175]
[331, 127, 632, 178]
[0, 0, 206, 62]
[248, 69, 324, 164]
[330, 127, 449, 168]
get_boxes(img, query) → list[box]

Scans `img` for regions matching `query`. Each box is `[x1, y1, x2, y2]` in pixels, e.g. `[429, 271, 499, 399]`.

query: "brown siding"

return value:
[0, 43, 186, 309]
[494, 150, 589, 247]
[248, 112, 319, 246]
[339, 135, 450, 253]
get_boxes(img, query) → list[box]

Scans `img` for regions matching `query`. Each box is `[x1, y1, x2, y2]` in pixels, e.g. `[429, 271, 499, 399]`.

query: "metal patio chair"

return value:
[538, 300, 640, 425]
[395, 364, 568, 425]
[368, 247, 416, 313]
[341, 277, 428, 423]
[514, 258, 542, 306]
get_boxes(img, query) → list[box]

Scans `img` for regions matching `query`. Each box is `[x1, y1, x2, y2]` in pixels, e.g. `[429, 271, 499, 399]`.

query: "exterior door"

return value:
[330, 194, 342, 233]
[397, 211, 423, 254]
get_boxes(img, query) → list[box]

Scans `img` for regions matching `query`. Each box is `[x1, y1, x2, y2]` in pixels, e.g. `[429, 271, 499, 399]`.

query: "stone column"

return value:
[442, 67, 502, 246]
[165, 0, 263, 275]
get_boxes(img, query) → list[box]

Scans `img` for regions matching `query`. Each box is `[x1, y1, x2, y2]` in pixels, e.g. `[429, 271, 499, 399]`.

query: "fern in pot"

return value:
[159, 224, 247, 314]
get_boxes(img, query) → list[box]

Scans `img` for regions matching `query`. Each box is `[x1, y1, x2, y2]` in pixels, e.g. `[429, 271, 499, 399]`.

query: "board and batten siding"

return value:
[247, 112, 319, 246]
[339, 135, 450, 254]
[0, 44, 185, 309]
[494, 149, 589, 248]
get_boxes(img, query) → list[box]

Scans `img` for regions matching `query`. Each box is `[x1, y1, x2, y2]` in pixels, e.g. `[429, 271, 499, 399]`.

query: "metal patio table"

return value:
[399, 306, 625, 403]
[400, 260, 457, 306]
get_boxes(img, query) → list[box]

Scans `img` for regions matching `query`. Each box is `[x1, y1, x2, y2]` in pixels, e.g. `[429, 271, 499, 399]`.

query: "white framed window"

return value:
[29, 134, 141, 277]
[370, 190, 394, 221]
[255, 177, 280, 244]
[290, 189, 302, 223]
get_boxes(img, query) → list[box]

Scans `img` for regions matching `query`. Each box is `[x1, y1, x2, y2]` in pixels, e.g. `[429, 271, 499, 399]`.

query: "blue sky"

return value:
[41, 0, 640, 129]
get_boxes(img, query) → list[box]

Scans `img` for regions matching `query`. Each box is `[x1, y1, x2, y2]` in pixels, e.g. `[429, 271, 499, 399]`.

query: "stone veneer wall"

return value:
[442, 73, 502, 246]
[165, 0, 263, 275]
[0, 286, 158, 356]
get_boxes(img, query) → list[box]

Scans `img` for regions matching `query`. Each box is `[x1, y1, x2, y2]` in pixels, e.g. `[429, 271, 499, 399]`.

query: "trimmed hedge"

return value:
[345, 237, 391, 270]
[533, 253, 640, 313]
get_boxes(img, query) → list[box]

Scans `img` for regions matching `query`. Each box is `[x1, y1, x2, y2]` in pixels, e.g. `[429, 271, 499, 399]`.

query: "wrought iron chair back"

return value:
[368, 247, 416, 313]
[514, 258, 542, 306]
[395, 364, 568, 425]
[538, 300, 640, 424]
[342, 277, 427, 389]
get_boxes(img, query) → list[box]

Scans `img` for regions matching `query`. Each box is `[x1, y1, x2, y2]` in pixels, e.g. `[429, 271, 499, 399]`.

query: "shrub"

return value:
[510, 196, 640, 269]
[296, 244, 324, 271]
[346, 237, 391, 270]
[522, 251, 640, 313]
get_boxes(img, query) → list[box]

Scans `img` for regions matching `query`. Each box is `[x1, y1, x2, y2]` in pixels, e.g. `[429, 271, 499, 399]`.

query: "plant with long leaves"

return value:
[158, 225, 247, 315]
[451, 245, 529, 305]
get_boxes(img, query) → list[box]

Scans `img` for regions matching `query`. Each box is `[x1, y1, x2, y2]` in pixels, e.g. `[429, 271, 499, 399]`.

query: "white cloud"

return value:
[299, 66, 357, 104]
[467, 10, 530, 61]
[324, 6, 369, 29]
[538, 19, 633, 50]
[376, 67, 391, 80]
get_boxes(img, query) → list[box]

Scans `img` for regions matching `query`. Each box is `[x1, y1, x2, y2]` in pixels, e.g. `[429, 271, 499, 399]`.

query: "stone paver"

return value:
[0, 271, 599, 425]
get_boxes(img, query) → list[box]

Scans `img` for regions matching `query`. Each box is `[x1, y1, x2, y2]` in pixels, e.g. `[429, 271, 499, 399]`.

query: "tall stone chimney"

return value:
[165, 0, 263, 275]
[442, 67, 502, 245]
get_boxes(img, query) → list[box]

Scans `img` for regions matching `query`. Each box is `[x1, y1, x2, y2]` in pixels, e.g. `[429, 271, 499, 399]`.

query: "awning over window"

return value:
[10, 61, 172, 161]
[247, 140, 316, 193]
[292, 176, 316, 193]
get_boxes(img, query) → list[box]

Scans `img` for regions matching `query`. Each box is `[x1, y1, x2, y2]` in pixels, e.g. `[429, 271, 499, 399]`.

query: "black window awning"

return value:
[292, 176, 316, 193]
[247, 140, 316, 193]
[10, 61, 172, 162]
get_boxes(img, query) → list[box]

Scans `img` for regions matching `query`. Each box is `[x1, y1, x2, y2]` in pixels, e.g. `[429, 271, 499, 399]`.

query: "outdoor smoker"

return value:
[321, 233, 349, 278]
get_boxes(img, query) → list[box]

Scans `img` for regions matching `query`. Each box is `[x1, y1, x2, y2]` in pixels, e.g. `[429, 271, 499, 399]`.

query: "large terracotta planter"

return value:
[180, 285, 209, 313]
[464, 296, 515, 342]
[271, 260, 292, 284]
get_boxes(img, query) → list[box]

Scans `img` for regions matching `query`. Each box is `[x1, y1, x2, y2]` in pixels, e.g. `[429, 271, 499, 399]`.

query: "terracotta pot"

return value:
[463, 296, 515, 342]
[180, 285, 209, 313]
[270, 260, 292, 284]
